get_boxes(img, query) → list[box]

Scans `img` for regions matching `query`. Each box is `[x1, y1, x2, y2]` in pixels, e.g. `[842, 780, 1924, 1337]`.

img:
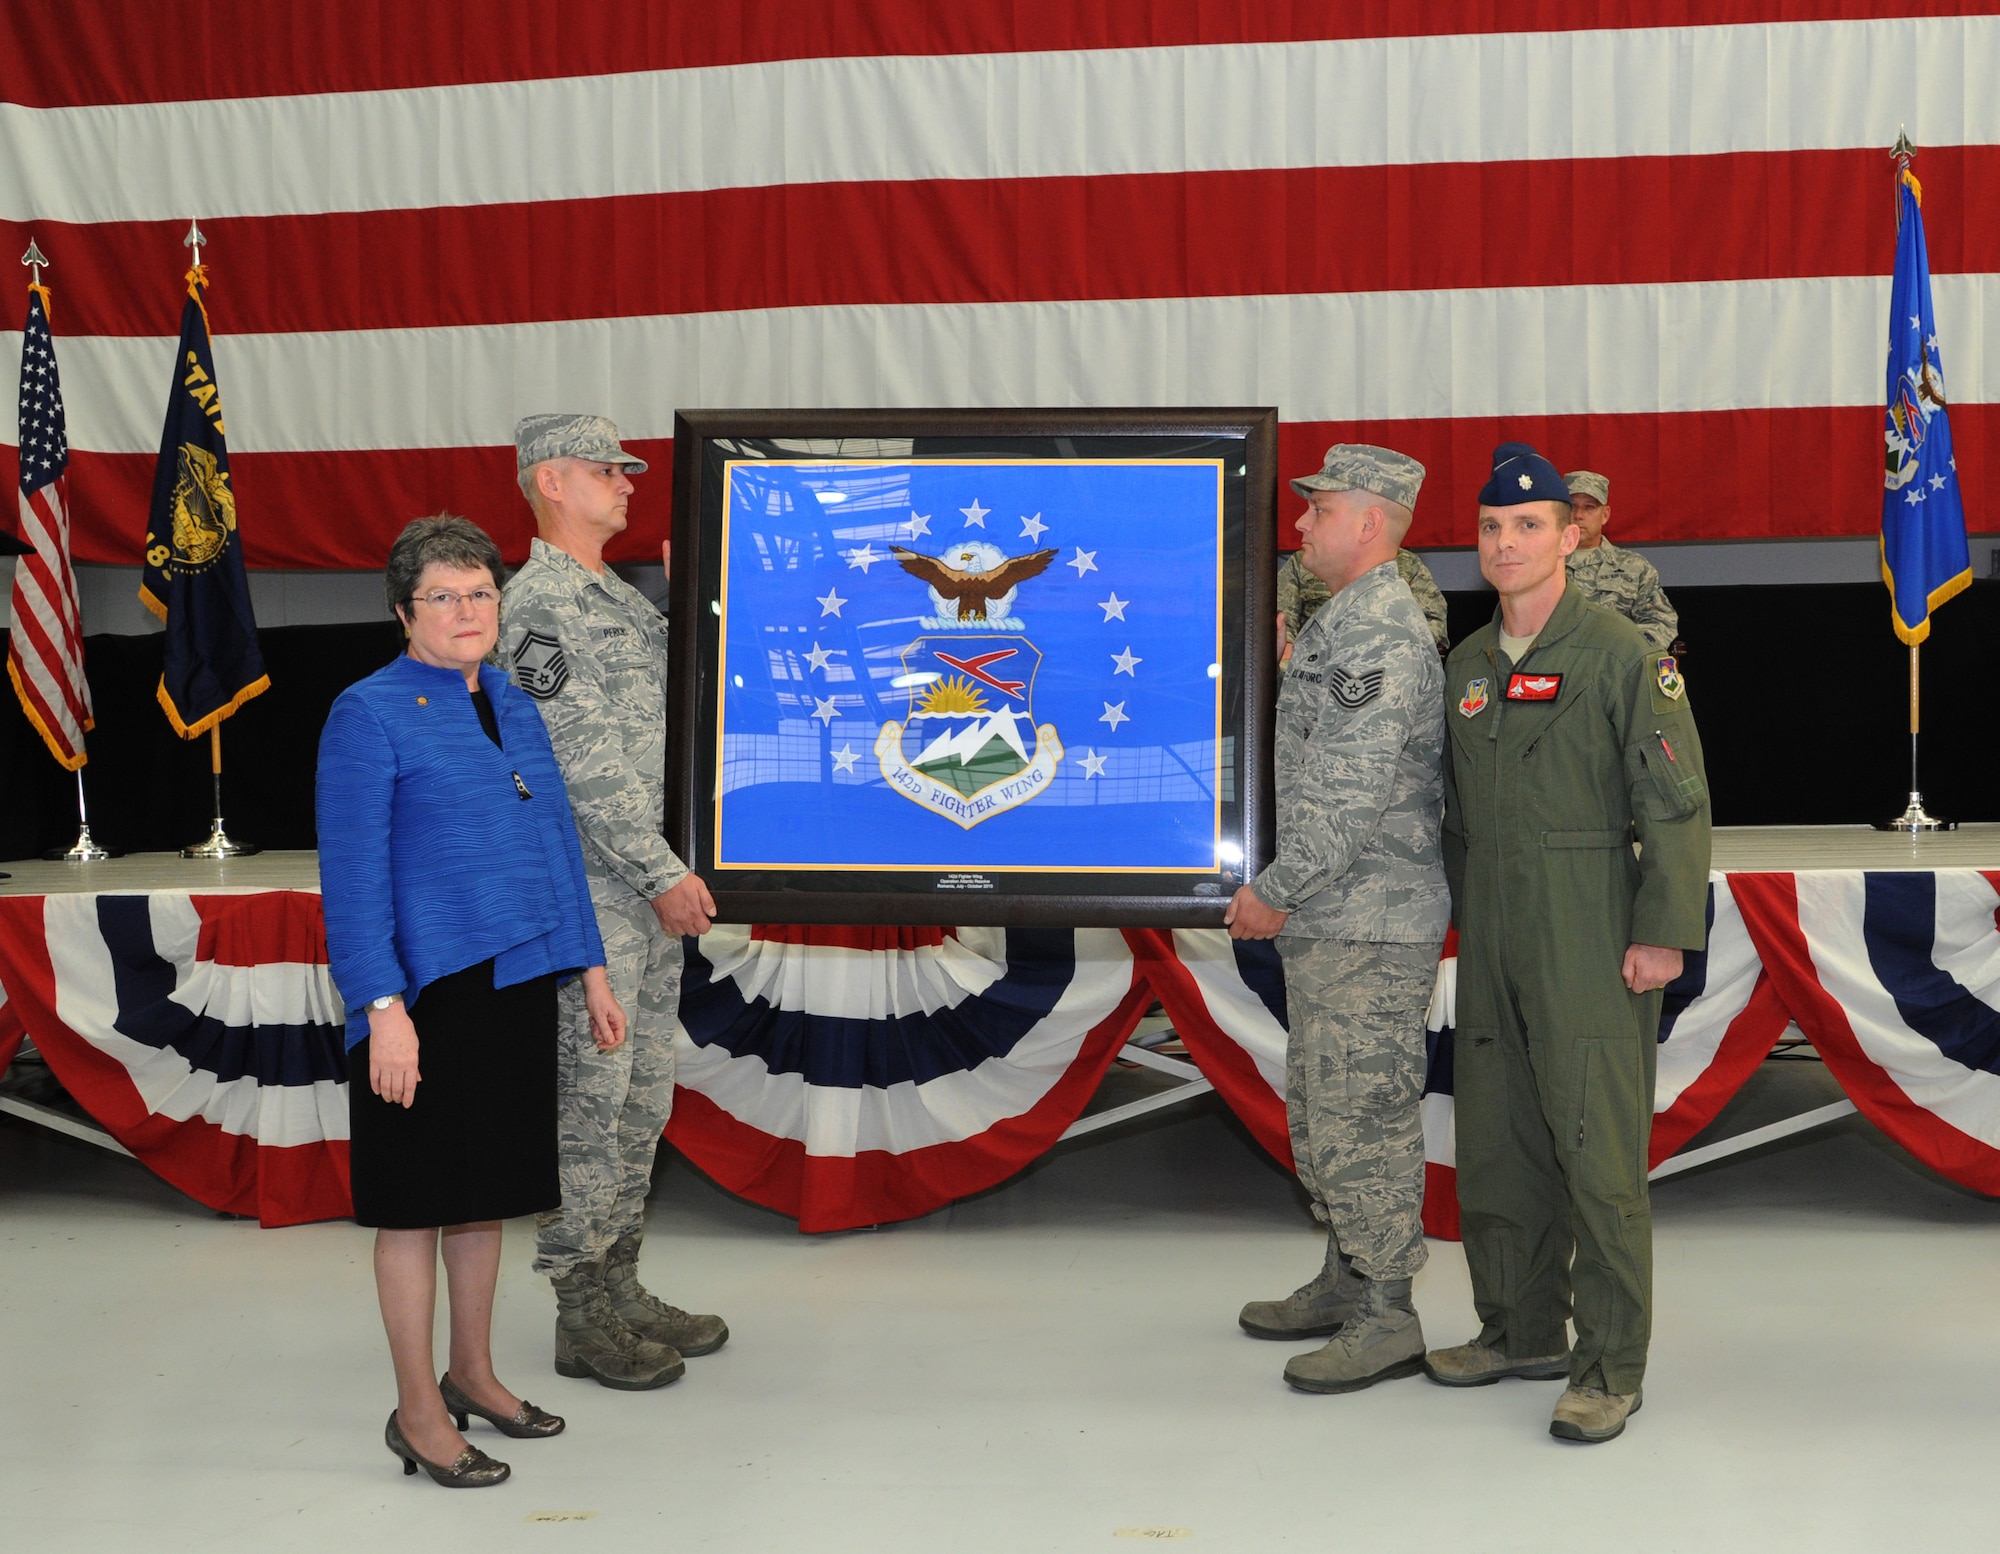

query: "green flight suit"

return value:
[1440, 584, 1711, 1396]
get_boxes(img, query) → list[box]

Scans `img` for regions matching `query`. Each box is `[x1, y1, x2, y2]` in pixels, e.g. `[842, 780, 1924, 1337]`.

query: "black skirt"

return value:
[348, 959, 560, 1230]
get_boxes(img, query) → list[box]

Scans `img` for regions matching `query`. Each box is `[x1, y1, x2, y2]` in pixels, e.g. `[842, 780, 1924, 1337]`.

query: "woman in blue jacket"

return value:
[318, 516, 625, 1489]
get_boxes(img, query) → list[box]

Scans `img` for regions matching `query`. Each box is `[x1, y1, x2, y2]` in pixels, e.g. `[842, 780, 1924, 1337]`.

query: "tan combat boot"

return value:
[1422, 1339, 1571, 1387]
[604, 1233, 730, 1358]
[551, 1258, 685, 1389]
[1238, 1242, 1363, 1340]
[1281, 1277, 1426, 1394]
[1550, 1384, 1642, 1443]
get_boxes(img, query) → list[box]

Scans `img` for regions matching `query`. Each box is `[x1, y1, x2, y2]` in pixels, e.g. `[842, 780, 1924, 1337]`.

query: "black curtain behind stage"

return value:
[0, 622, 402, 860]
[0, 582, 1993, 860]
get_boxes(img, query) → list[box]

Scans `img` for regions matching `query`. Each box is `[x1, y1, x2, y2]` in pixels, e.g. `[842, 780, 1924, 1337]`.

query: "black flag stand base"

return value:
[1874, 645, 1956, 834]
[182, 726, 261, 859]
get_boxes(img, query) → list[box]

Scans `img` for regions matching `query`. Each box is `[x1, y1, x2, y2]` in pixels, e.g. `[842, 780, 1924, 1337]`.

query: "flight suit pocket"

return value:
[1567, 1040, 1595, 1154]
[1540, 828, 1630, 849]
[1624, 731, 1705, 820]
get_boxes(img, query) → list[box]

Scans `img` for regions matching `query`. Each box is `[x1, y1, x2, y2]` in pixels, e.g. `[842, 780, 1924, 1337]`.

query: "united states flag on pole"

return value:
[0, 7, 1994, 566]
[6, 276, 92, 770]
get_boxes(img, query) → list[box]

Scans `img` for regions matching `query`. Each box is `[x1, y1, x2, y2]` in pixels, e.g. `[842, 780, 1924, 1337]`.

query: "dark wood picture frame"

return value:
[666, 407, 1278, 926]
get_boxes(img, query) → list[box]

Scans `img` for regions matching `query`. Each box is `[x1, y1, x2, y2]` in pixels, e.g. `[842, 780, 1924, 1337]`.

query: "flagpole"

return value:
[1874, 131, 1953, 835]
[15, 240, 113, 861]
[165, 218, 260, 860]
[182, 722, 260, 858]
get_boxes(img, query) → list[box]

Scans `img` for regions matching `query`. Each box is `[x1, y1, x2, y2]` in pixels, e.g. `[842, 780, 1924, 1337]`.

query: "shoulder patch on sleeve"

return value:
[1653, 653, 1685, 703]
[511, 629, 570, 700]
[1327, 665, 1385, 710]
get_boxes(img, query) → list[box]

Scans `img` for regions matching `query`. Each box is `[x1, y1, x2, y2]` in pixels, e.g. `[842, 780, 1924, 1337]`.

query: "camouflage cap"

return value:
[1565, 469, 1610, 504]
[513, 413, 648, 474]
[1288, 443, 1425, 510]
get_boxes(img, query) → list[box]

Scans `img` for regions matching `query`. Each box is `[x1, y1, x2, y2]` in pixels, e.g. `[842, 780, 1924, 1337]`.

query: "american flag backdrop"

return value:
[0, 4, 1994, 570]
[6, 281, 92, 768]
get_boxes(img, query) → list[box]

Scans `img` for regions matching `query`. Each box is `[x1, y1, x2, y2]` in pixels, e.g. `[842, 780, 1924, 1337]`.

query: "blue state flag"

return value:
[139, 266, 269, 736]
[1880, 169, 1971, 645]
[713, 459, 1225, 873]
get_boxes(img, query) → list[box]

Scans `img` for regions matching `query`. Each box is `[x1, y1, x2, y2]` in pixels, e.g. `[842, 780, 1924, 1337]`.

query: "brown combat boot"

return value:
[550, 1258, 684, 1390]
[1238, 1242, 1364, 1340]
[1422, 1339, 1571, 1387]
[1550, 1384, 1642, 1443]
[603, 1233, 730, 1358]
[1281, 1278, 1426, 1394]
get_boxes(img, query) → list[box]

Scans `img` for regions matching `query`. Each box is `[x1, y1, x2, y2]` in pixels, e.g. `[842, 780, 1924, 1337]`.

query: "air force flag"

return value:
[714, 460, 1225, 872]
[1879, 167, 1971, 646]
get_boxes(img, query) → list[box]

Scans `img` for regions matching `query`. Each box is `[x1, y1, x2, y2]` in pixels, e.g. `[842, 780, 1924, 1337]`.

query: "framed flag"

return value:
[667, 408, 1278, 925]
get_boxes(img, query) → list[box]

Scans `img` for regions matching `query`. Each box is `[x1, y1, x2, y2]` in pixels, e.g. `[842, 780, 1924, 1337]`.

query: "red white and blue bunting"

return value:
[2, 871, 1998, 1230]
[0, 891, 350, 1226]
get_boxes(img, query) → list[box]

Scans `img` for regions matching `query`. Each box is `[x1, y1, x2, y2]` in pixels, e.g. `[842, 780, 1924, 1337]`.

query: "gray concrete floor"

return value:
[3, 1058, 1996, 1553]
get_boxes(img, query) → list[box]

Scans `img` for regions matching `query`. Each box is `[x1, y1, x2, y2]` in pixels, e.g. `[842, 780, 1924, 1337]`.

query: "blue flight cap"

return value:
[1477, 441, 1571, 507]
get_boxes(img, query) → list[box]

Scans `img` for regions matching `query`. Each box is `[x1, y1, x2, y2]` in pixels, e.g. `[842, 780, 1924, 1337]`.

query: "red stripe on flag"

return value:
[40, 400, 1999, 569]
[8, 147, 1999, 339]
[6, 3, 1987, 109]
[1280, 404, 2000, 549]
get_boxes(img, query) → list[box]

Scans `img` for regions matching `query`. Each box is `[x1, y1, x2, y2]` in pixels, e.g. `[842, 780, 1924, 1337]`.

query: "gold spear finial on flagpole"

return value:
[21, 238, 49, 289]
[1890, 127, 1916, 166]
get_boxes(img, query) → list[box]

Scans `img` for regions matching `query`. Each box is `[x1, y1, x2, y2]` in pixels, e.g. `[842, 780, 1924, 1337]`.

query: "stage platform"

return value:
[7, 825, 1999, 896]
[2, 828, 1997, 1230]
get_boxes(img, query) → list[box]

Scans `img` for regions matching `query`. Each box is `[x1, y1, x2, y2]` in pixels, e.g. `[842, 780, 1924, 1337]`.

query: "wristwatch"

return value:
[368, 992, 403, 1011]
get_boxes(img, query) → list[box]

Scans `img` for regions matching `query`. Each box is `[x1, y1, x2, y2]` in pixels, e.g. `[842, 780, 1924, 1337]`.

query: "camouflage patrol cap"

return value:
[1289, 443, 1425, 510]
[513, 414, 648, 474]
[1565, 470, 1610, 504]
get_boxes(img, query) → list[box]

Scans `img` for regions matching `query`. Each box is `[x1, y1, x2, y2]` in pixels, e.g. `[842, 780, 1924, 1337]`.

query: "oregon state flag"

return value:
[1879, 168, 1971, 645]
[139, 266, 269, 735]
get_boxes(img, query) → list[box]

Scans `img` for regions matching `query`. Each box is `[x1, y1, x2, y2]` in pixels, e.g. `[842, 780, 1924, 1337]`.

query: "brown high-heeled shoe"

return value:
[384, 1409, 511, 1487]
[439, 1373, 565, 1439]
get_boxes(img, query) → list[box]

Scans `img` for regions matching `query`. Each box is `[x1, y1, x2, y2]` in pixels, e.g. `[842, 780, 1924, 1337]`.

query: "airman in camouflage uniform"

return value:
[499, 413, 728, 1392]
[1227, 444, 1450, 1396]
[1279, 548, 1450, 657]
[1562, 471, 1679, 650]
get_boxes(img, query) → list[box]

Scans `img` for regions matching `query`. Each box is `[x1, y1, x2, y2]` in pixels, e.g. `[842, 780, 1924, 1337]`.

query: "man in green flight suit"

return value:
[1426, 441, 1711, 1445]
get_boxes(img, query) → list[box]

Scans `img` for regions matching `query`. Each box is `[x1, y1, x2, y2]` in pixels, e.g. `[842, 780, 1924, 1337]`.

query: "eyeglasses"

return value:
[411, 588, 500, 610]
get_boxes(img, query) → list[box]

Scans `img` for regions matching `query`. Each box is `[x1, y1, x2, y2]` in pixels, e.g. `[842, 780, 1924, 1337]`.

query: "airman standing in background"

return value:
[1561, 470, 1679, 650]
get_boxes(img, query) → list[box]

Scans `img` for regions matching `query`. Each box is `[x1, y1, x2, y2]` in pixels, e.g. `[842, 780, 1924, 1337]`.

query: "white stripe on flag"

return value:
[3, 19, 1995, 222]
[10, 272, 1995, 456]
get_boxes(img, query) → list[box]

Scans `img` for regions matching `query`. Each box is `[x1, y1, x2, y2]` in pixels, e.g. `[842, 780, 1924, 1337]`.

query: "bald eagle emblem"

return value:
[892, 542, 1058, 628]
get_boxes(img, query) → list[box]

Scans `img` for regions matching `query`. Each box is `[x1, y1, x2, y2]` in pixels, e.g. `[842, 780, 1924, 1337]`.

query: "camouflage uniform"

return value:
[1279, 549, 1450, 657]
[500, 537, 689, 1278]
[1252, 556, 1451, 1280]
[1566, 541, 1678, 650]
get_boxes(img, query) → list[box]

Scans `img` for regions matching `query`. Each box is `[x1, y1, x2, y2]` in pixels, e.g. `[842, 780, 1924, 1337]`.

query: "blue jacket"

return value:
[316, 654, 606, 1048]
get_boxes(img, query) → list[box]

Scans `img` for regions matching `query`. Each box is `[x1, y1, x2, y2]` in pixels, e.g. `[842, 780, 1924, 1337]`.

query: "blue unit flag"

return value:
[1879, 169, 1971, 645]
[139, 265, 269, 736]
[714, 460, 1225, 873]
